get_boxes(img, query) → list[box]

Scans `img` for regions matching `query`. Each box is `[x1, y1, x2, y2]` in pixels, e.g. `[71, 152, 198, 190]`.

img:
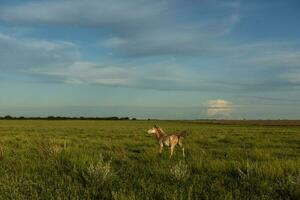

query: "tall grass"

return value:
[0, 120, 299, 199]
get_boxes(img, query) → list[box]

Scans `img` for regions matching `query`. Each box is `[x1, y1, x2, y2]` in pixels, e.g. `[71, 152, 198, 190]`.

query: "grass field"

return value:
[0, 120, 300, 200]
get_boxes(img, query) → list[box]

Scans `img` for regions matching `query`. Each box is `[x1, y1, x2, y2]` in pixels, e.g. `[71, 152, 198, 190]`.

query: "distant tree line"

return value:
[0, 115, 138, 120]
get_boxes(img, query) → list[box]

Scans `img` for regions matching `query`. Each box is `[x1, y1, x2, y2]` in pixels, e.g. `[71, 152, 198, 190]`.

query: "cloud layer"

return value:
[0, 33, 78, 71]
[0, 0, 299, 106]
[0, 0, 241, 56]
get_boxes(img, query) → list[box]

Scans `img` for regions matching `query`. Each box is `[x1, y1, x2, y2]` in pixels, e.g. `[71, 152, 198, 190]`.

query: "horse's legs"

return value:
[159, 144, 163, 154]
[178, 141, 185, 157]
[170, 145, 175, 158]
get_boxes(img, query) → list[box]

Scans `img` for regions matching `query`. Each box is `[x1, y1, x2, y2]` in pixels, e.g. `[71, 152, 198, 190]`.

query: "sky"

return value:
[0, 0, 300, 119]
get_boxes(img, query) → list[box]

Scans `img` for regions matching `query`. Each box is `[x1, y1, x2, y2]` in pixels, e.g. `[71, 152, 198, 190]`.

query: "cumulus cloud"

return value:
[206, 99, 234, 118]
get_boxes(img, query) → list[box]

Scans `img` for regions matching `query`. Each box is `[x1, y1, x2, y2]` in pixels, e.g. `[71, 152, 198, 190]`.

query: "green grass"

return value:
[0, 120, 300, 199]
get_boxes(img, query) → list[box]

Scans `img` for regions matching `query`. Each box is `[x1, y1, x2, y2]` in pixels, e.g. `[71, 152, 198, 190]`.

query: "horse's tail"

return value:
[177, 130, 190, 139]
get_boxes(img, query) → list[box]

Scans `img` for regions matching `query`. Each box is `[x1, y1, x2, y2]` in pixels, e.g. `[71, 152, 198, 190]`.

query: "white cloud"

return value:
[0, 32, 235, 91]
[2, 0, 299, 92]
[0, 0, 165, 27]
[31, 60, 204, 90]
[206, 99, 234, 118]
[35, 61, 137, 86]
[239, 51, 300, 68]
[0, 0, 241, 56]
[283, 71, 300, 83]
[219, 41, 300, 68]
[2, 31, 300, 92]
[101, 28, 215, 56]
[0, 32, 79, 71]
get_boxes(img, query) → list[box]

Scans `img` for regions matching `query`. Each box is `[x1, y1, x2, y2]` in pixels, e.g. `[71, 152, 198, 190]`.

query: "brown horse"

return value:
[147, 125, 189, 158]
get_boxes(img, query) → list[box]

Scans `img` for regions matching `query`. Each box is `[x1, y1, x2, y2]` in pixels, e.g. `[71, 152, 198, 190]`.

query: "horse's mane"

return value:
[154, 125, 166, 136]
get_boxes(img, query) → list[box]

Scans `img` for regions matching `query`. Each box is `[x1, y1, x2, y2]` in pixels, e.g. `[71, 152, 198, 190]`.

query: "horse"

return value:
[147, 125, 189, 158]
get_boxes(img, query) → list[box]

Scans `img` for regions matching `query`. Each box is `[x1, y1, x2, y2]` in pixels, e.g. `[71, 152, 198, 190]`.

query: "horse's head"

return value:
[147, 126, 157, 135]
[147, 125, 165, 136]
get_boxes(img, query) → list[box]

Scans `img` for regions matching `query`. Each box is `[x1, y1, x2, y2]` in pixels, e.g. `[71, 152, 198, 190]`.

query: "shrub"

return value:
[86, 154, 113, 184]
[0, 145, 4, 160]
[170, 161, 190, 181]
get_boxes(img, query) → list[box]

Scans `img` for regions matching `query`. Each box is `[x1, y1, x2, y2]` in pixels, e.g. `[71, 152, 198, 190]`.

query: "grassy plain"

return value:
[0, 120, 300, 200]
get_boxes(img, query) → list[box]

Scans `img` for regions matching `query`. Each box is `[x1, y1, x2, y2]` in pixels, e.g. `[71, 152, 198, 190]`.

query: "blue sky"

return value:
[0, 0, 300, 119]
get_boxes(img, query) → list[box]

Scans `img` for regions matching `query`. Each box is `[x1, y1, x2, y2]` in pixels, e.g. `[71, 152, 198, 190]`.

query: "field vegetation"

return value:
[0, 120, 300, 199]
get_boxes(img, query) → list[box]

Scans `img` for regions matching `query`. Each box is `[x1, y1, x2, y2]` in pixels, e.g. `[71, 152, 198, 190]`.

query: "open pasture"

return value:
[0, 120, 300, 200]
